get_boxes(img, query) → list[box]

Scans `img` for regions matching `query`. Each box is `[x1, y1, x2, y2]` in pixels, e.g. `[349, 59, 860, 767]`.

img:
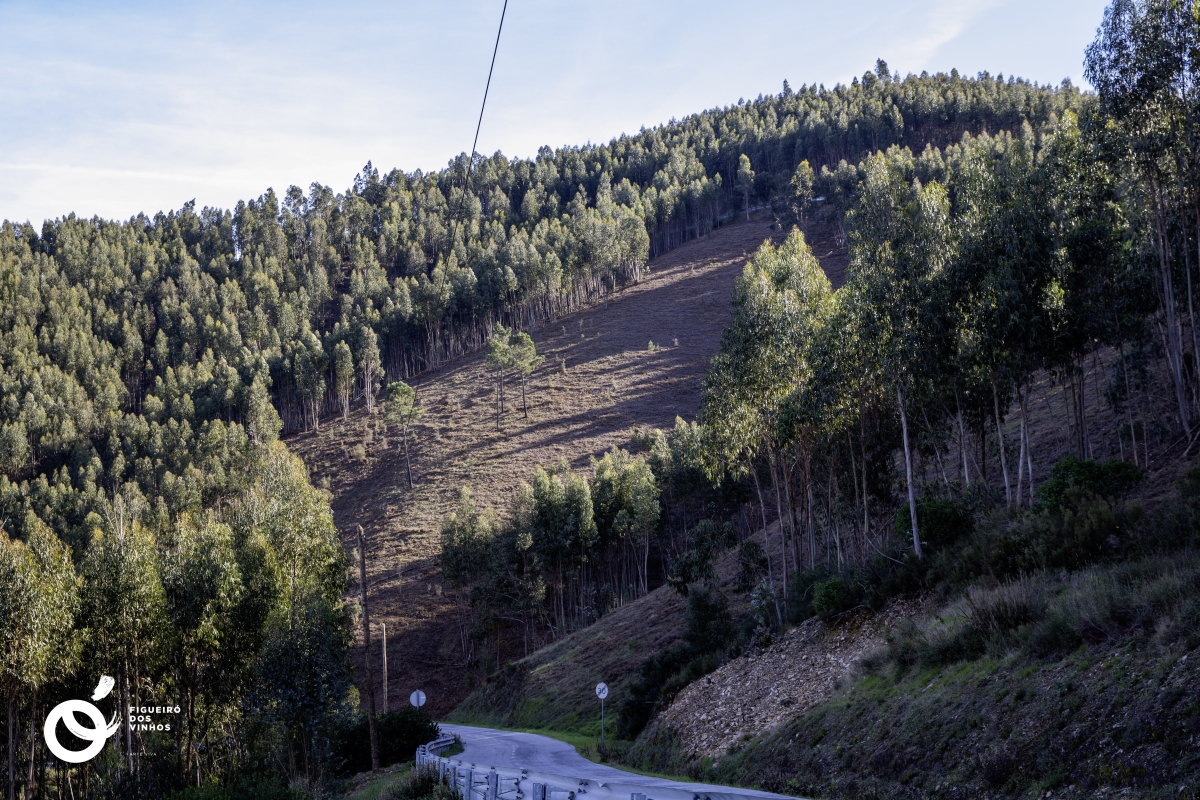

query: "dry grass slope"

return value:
[288, 215, 831, 716]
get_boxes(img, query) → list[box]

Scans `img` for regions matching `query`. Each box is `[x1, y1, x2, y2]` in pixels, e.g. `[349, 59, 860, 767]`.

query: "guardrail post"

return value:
[632, 793, 646, 800]
[532, 783, 545, 800]
[487, 771, 499, 800]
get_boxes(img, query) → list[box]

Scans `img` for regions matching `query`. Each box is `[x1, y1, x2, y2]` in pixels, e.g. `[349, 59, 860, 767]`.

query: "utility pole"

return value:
[381, 622, 389, 713]
[358, 525, 380, 771]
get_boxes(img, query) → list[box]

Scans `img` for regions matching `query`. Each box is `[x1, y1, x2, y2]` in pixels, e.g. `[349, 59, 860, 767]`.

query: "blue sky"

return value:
[0, 0, 1109, 225]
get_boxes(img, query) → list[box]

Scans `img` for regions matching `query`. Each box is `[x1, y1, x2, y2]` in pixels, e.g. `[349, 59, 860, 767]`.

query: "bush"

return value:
[966, 578, 1049, 638]
[617, 589, 739, 739]
[383, 765, 458, 800]
[682, 587, 734, 652]
[164, 776, 305, 800]
[893, 497, 974, 551]
[617, 644, 692, 739]
[331, 708, 440, 776]
[1035, 455, 1142, 511]
[785, 565, 830, 622]
[811, 577, 857, 621]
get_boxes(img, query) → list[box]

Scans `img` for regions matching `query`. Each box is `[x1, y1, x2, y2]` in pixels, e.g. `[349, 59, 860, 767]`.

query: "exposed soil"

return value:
[658, 598, 927, 760]
[288, 215, 804, 717]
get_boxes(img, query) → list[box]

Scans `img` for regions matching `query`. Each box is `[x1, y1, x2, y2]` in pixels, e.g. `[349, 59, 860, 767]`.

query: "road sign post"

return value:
[411, 689, 427, 709]
[595, 682, 608, 747]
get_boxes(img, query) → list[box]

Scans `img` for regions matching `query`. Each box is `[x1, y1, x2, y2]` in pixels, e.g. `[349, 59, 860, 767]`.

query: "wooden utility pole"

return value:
[357, 525, 380, 771]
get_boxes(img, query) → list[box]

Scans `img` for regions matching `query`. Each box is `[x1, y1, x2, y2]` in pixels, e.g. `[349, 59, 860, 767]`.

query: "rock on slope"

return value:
[656, 599, 925, 759]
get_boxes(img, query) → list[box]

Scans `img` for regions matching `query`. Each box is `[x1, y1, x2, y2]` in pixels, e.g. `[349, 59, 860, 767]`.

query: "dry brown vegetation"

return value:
[288, 215, 826, 716]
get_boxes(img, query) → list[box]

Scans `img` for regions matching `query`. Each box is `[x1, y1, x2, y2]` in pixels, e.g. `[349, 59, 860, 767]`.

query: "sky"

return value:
[0, 0, 1110, 225]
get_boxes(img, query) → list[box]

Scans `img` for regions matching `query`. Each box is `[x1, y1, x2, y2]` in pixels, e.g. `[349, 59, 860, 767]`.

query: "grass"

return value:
[340, 765, 412, 800]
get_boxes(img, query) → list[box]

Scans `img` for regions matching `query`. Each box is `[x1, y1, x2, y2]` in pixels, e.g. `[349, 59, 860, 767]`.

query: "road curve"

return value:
[437, 724, 798, 800]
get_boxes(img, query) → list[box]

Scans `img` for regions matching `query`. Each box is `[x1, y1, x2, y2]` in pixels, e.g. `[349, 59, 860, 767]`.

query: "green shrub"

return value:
[894, 497, 975, 551]
[164, 776, 305, 800]
[786, 565, 831, 622]
[966, 578, 1049, 638]
[682, 587, 734, 653]
[617, 643, 691, 739]
[331, 708, 440, 776]
[811, 577, 857, 621]
[1035, 455, 1142, 511]
[618, 589, 739, 739]
[383, 765, 458, 800]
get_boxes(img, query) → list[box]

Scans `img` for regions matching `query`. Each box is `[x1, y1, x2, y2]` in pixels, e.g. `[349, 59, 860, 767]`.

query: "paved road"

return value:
[438, 724, 798, 800]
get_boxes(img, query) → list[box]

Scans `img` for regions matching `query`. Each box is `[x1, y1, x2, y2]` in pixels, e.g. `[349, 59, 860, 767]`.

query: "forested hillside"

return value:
[0, 47, 1110, 800]
[444, 4, 1200, 797]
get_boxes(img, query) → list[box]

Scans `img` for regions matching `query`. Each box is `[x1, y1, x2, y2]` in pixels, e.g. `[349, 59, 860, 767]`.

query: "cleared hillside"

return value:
[287, 216, 851, 716]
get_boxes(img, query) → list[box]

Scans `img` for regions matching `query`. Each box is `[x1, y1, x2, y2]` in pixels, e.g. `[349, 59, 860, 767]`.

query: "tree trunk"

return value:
[8, 695, 15, 800]
[992, 375, 1012, 508]
[1019, 385, 1034, 506]
[402, 429, 414, 489]
[749, 464, 782, 626]
[357, 526, 380, 772]
[124, 666, 133, 773]
[521, 374, 529, 418]
[859, 406, 870, 541]
[956, 389, 971, 485]
[1121, 343, 1138, 467]
[769, 449, 788, 605]
[1152, 194, 1190, 431]
[1016, 389, 1027, 507]
[25, 691, 35, 794]
[896, 383, 922, 559]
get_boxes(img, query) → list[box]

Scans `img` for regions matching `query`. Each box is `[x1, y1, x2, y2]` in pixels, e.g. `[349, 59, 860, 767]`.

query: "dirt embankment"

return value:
[657, 599, 926, 760]
[288, 216, 840, 716]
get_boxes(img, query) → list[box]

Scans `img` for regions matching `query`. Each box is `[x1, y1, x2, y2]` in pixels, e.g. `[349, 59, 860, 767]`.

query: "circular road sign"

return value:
[595, 682, 608, 700]
[410, 690, 427, 708]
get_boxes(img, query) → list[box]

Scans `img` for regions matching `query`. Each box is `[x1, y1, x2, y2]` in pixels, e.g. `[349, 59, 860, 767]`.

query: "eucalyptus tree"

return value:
[485, 324, 514, 427]
[946, 130, 1055, 506]
[591, 448, 660, 597]
[385, 381, 423, 488]
[789, 160, 816, 227]
[508, 331, 545, 418]
[358, 326, 382, 414]
[0, 522, 79, 800]
[700, 229, 832, 607]
[334, 340, 355, 420]
[162, 515, 244, 782]
[526, 463, 597, 634]
[845, 152, 955, 558]
[1085, 0, 1200, 431]
[737, 154, 756, 220]
[81, 490, 166, 774]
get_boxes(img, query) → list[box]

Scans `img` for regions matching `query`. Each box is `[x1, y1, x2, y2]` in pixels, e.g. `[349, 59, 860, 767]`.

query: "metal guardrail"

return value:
[416, 737, 780, 800]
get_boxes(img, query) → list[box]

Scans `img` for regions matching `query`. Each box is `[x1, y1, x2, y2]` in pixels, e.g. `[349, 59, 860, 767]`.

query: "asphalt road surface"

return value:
[438, 724, 797, 800]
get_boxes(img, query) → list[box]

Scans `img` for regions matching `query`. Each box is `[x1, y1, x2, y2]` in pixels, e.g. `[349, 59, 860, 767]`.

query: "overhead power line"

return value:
[448, 0, 509, 259]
